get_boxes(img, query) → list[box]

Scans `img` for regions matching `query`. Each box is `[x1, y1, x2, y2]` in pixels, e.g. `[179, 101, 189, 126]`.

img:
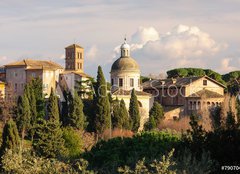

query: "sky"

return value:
[0, 0, 240, 80]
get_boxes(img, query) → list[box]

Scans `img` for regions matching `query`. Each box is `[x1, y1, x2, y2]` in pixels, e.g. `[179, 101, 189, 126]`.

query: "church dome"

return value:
[111, 57, 140, 72]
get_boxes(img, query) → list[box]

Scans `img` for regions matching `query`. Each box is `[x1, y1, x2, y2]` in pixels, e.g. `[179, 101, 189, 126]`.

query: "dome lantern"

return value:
[120, 38, 130, 57]
[110, 38, 141, 92]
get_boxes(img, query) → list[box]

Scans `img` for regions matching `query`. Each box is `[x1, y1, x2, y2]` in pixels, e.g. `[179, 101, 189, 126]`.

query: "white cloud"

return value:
[218, 57, 240, 73]
[86, 45, 99, 62]
[131, 26, 159, 45]
[137, 24, 226, 59]
[112, 24, 234, 75]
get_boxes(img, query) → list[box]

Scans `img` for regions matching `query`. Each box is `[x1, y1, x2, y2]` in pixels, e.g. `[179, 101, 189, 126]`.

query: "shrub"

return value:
[118, 149, 176, 174]
[1, 148, 95, 174]
[82, 131, 180, 174]
[63, 126, 83, 159]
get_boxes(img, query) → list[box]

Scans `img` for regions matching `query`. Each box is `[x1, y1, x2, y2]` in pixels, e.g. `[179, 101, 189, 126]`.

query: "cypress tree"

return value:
[1, 119, 20, 154]
[67, 91, 86, 129]
[47, 88, 60, 121]
[16, 94, 31, 140]
[29, 84, 37, 124]
[94, 66, 111, 134]
[33, 89, 65, 158]
[27, 83, 38, 140]
[31, 78, 45, 119]
[149, 102, 164, 123]
[120, 99, 130, 130]
[112, 98, 122, 129]
[226, 111, 236, 129]
[129, 88, 140, 132]
[144, 102, 164, 130]
[61, 90, 70, 126]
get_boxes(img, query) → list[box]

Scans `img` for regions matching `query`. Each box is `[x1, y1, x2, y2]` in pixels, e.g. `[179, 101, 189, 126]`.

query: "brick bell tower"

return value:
[65, 44, 84, 72]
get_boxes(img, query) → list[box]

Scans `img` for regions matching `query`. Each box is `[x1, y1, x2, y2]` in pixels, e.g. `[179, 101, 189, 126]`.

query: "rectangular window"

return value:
[78, 63, 80, 69]
[32, 73, 36, 77]
[111, 78, 114, 86]
[80, 53, 82, 59]
[203, 80, 207, 86]
[78, 52, 80, 59]
[119, 78, 123, 87]
[15, 83, 17, 91]
[80, 63, 82, 69]
[130, 78, 134, 87]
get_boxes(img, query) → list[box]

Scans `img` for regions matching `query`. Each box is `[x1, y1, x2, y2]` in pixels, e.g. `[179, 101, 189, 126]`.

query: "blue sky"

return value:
[0, 0, 240, 79]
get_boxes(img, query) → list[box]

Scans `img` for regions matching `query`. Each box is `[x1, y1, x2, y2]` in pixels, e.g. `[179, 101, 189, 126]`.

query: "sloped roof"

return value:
[60, 70, 91, 78]
[112, 88, 151, 96]
[143, 76, 226, 89]
[5, 59, 63, 70]
[188, 89, 224, 98]
[65, 44, 83, 49]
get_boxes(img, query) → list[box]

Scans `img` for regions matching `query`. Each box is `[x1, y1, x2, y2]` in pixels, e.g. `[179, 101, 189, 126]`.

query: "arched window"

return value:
[138, 101, 143, 107]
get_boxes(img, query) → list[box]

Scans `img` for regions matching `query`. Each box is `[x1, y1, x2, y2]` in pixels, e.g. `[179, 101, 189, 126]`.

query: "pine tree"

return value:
[67, 91, 86, 129]
[33, 89, 65, 158]
[16, 94, 31, 140]
[33, 119, 66, 158]
[119, 99, 130, 130]
[1, 119, 20, 154]
[94, 66, 111, 134]
[129, 88, 140, 132]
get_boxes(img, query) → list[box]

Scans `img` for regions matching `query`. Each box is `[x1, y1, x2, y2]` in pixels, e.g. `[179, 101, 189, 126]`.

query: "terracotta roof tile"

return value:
[65, 44, 83, 49]
[5, 59, 63, 70]
[112, 88, 151, 96]
[143, 76, 226, 89]
[60, 70, 91, 78]
[188, 89, 224, 98]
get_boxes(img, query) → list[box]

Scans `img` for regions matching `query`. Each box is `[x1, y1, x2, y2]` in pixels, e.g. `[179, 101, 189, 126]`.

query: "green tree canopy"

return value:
[145, 101, 164, 130]
[67, 91, 86, 129]
[33, 89, 65, 158]
[1, 119, 20, 154]
[129, 88, 140, 132]
[47, 88, 60, 122]
[16, 93, 31, 140]
[120, 99, 131, 130]
[94, 66, 111, 134]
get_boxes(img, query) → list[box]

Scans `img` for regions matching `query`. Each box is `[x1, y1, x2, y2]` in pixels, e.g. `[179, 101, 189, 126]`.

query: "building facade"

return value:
[143, 76, 225, 119]
[110, 39, 153, 130]
[58, 44, 91, 100]
[65, 44, 84, 72]
[5, 59, 64, 98]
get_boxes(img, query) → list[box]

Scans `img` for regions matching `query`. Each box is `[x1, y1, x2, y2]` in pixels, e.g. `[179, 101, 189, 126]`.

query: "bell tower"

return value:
[65, 44, 84, 72]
